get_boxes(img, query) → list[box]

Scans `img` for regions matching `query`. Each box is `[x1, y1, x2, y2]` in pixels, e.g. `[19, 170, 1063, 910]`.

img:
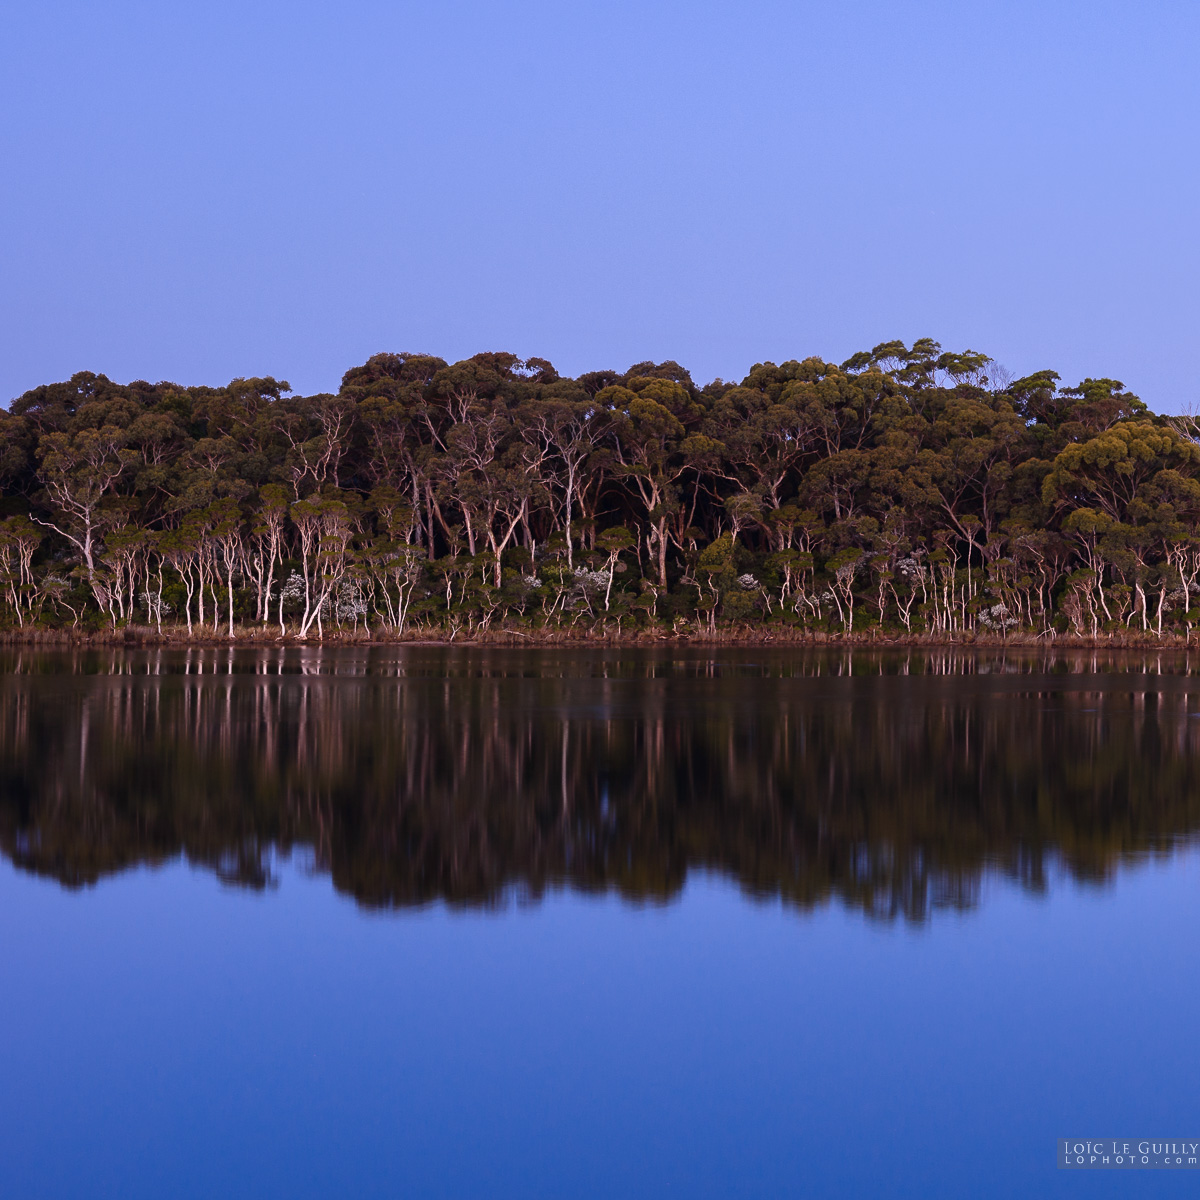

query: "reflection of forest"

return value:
[2, 647, 1199, 922]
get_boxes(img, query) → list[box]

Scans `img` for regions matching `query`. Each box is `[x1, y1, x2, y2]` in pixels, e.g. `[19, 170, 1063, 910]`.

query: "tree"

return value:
[3, 343, 1198, 643]
[605, 386, 691, 588]
[290, 495, 355, 638]
[33, 425, 136, 612]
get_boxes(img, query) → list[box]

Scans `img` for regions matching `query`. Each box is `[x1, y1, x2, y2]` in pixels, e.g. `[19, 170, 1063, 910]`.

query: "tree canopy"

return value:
[1, 341, 1196, 639]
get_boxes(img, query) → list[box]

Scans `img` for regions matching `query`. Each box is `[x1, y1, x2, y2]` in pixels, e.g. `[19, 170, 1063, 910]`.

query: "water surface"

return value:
[0, 647, 1197, 1196]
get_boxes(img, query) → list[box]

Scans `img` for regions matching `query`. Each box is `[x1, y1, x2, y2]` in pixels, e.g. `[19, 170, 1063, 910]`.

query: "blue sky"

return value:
[2, 0, 1196, 409]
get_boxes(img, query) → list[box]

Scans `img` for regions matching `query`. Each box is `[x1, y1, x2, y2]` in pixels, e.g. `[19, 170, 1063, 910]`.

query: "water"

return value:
[1, 646, 1198, 1197]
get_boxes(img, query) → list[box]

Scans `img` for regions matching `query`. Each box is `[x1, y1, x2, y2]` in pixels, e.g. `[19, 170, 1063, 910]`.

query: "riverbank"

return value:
[1, 625, 1197, 650]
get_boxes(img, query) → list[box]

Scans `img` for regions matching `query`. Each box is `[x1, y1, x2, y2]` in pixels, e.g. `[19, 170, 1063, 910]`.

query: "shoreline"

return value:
[0, 626, 1198, 652]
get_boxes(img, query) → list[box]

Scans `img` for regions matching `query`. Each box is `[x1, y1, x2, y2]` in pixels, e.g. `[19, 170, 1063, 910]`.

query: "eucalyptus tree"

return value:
[3, 340, 1198, 640]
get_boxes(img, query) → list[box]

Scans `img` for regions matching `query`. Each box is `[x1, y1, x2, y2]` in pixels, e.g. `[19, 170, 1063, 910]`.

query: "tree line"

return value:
[3, 339, 1199, 638]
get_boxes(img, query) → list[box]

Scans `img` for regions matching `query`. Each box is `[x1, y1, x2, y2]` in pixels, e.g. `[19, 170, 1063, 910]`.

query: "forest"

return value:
[2, 338, 1199, 641]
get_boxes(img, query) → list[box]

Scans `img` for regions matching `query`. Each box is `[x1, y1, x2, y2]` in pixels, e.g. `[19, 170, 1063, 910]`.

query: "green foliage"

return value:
[0, 341, 1195, 638]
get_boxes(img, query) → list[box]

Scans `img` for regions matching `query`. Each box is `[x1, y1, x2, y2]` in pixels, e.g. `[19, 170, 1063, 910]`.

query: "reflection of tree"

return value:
[1, 647, 1199, 923]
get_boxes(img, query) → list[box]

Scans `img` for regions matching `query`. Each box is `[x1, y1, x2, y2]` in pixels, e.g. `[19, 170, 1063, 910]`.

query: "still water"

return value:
[0, 646, 1198, 1197]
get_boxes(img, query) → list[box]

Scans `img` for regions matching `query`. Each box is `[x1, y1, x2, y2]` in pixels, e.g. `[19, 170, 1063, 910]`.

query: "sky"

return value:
[1, 0, 1197, 410]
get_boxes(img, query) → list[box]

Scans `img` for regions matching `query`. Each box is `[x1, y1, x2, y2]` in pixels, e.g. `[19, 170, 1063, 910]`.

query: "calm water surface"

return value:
[1, 646, 1198, 1197]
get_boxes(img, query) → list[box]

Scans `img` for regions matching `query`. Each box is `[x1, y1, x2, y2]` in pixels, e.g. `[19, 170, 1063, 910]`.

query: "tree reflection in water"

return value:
[1, 646, 1198, 923]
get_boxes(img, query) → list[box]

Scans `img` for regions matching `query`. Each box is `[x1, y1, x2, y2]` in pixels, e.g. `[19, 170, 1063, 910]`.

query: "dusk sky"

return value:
[2, 0, 1196, 409]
